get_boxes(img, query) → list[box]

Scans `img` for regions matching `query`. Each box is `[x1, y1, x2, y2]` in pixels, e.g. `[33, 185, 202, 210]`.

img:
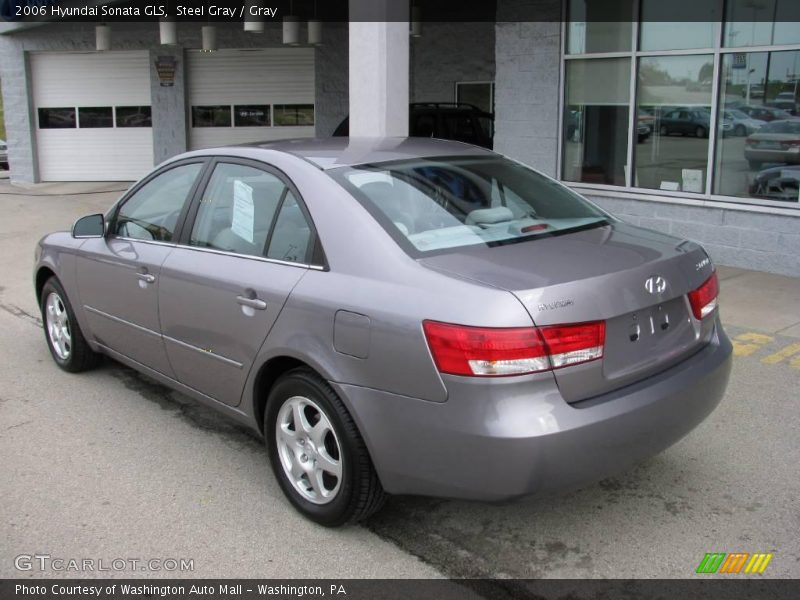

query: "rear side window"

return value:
[330, 156, 609, 256]
[114, 163, 202, 242]
[190, 163, 287, 257]
[266, 192, 312, 263]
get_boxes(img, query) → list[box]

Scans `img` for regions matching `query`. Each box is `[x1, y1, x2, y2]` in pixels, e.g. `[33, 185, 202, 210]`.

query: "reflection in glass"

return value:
[562, 58, 630, 186]
[640, 0, 718, 51]
[116, 106, 152, 127]
[38, 107, 76, 129]
[635, 55, 715, 193]
[192, 106, 232, 127]
[567, 0, 632, 54]
[724, 0, 800, 47]
[78, 107, 113, 128]
[714, 50, 800, 202]
[273, 105, 315, 126]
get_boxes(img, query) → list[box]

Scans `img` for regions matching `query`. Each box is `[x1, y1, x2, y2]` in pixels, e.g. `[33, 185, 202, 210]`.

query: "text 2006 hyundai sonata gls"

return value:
[34, 138, 732, 526]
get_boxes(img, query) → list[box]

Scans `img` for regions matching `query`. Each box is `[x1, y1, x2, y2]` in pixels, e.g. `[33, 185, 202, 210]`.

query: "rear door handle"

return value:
[236, 295, 267, 310]
[136, 272, 156, 283]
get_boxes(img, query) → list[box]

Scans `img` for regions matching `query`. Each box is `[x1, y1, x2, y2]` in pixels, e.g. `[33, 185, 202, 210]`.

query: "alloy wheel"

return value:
[45, 292, 71, 360]
[275, 395, 343, 504]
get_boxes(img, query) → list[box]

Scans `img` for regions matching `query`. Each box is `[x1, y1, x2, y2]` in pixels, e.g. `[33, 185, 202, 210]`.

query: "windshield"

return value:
[330, 156, 611, 256]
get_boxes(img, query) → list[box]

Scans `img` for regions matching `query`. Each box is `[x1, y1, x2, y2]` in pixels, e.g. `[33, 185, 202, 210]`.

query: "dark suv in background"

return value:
[333, 102, 494, 149]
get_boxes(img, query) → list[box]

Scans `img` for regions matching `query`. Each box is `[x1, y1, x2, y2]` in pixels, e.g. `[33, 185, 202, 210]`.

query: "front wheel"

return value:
[40, 277, 101, 372]
[695, 126, 707, 138]
[265, 367, 386, 526]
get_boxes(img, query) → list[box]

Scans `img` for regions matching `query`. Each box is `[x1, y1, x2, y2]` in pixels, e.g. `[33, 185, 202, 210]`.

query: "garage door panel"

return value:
[37, 129, 153, 181]
[31, 51, 153, 181]
[188, 48, 315, 151]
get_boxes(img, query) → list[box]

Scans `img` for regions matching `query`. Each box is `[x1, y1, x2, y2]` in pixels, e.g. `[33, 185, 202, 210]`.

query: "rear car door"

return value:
[157, 159, 321, 406]
[75, 160, 206, 376]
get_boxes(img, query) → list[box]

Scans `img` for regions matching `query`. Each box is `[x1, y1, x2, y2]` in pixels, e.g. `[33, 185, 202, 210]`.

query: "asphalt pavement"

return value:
[0, 179, 798, 580]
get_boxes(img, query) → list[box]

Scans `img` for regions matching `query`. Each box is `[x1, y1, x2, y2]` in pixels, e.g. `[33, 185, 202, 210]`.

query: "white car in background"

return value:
[722, 109, 767, 137]
[0, 140, 8, 170]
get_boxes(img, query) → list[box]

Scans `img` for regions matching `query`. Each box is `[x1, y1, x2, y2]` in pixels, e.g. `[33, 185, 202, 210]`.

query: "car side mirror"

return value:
[72, 213, 105, 238]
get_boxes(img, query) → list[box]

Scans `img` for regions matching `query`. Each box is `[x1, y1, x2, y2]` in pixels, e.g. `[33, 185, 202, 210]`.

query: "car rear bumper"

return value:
[745, 148, 800, 164]
[334, 320, 732, 501]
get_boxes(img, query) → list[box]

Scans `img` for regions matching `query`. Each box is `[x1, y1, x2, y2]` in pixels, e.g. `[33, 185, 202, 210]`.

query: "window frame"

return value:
[559, 0, 800, 211]
[177, 156, 327, 270]
[108, 158, 211, 245]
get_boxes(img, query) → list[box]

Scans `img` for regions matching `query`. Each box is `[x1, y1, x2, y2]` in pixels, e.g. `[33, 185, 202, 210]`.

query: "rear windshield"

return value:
[329, 156, 610, 256]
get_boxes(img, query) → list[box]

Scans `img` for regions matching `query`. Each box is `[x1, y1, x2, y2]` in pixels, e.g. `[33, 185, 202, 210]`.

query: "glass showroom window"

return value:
[562, 1, 800, 206]
[714, 50, 800, 202]
[562, 58, 631, 186]
[635, 55, 715, 193]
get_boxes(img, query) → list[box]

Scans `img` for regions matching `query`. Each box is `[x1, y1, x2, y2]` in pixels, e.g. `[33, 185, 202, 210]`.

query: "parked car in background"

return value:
[637, 123, 651, 143]
[333, 102, 494, 149]
[658, 108, 732, 138]
[33, 138, 731, 526]
[738, 105, 796, 123]
[744, 120, 800, 170]
[748, 165, 800, 202]
[0, 140, 8, 170]
[722, 109, 766, 137]
[770, 92, 798, 115]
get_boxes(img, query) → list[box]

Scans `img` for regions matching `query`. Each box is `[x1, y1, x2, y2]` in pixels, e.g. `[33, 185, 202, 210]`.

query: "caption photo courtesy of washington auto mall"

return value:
[1, 0, 799, 598]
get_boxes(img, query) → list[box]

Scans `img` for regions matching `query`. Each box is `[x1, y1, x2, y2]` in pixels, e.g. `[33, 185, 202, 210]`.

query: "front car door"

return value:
[158, 159, 322, 406]
[75, 160, 206, 376]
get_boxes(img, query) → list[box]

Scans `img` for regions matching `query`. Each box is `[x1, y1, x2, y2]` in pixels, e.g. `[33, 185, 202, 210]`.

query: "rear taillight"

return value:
[688, 271, 719, 320]
[781, 139, 800, 149]
[422, 320, 605, 377]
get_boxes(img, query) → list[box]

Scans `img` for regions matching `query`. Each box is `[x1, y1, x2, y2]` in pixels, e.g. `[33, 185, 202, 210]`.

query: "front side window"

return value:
[190, 163, 288, 257]
[332, 157, 609, 256]
[114, 163, 203, 242]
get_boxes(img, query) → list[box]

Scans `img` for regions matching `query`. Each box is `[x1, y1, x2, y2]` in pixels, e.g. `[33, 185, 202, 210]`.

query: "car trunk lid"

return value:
[419, 223, 717, 402]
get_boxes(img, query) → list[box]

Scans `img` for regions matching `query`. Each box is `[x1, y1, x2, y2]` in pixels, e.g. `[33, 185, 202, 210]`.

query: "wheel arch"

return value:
[252, 355, 315, 435]
[35, 266, 57, 305]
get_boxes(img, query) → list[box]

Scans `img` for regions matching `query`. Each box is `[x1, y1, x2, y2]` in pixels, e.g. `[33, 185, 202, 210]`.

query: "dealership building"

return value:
[1, 0, 798, 275]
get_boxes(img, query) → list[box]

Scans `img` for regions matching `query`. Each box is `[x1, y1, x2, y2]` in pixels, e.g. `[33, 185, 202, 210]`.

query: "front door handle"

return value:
[236, 295, 267, 310]
[136, 272, 156, 283]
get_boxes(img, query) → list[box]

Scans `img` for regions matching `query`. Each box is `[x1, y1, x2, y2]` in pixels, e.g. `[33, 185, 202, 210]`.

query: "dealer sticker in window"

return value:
[231, 180, 255, 244]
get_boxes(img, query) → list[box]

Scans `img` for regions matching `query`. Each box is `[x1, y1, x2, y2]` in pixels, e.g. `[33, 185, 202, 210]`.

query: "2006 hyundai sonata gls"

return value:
[35, 138, 732, 526]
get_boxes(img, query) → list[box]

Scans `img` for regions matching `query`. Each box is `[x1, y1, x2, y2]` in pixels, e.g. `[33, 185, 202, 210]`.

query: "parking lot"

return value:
[1, 179, 798, 579]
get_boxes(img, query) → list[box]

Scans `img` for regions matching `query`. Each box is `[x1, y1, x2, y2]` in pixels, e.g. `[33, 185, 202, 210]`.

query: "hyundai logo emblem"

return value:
[645, 276, 667, 295]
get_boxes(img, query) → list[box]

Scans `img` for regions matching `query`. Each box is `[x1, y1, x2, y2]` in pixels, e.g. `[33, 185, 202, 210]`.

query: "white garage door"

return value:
[31, 51, 154, 181]
[187, 48, 315, 150]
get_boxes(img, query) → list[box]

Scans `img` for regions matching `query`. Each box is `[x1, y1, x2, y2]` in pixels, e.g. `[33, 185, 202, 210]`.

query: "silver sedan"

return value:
[34, 138, 732, 526]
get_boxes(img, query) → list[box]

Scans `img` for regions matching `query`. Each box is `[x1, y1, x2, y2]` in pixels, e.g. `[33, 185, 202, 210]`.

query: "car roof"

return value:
[188, 137, 496, 170]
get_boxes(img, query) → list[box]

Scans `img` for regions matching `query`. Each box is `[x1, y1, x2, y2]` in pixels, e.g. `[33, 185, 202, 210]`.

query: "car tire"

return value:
[265, 367, 386, 527]
[748, 160, 762, 171]
[40, 277, 101, 373]
[695, 126, 707, 138]
[734, 124, 746, 137]
[659, 125, 668, 136]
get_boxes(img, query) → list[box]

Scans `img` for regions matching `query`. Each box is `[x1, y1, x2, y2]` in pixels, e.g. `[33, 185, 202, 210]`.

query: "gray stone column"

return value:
[348, 0, 409, 137]
[149, 46, 187, 165]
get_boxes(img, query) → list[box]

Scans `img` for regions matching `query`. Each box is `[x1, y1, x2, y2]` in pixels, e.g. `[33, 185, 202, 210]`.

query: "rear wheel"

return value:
[265, 367, 386, 526]
[40, 277, 100, 372]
